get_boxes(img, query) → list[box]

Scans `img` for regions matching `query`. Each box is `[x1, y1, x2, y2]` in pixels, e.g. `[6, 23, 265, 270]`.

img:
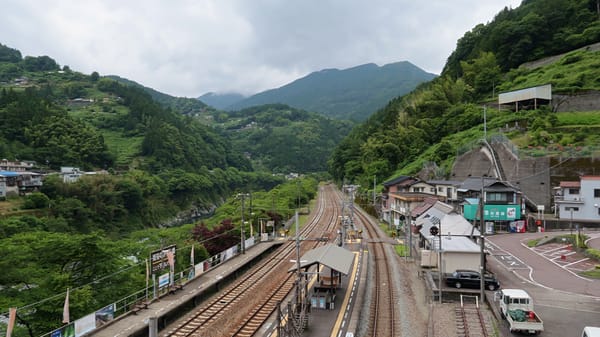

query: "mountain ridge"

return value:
[198, 92, 246, 110]
[222, 61, 436, 121]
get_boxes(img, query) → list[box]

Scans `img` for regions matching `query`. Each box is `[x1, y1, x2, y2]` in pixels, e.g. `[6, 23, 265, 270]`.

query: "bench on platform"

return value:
[169, 282, 184, 294]
[131, 300, 149, 315]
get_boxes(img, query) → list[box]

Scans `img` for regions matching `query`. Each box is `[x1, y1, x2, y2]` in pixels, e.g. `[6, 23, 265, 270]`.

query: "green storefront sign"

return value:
[463, 204, 521, 221]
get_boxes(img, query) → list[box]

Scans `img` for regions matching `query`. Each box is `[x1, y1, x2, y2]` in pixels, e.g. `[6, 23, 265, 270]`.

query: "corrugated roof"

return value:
[459, 177, 497, 192]
[458, 178, 519, 193]
[498, 84, 551, 104]
[288, 244, 355, 275]
[426, 180, 463, 186]
[426, 235, 480, 253]
[411, 197, 439, 218]
[419, 212, 480, 237]
[383, 175, 412, 187]
[560, 181, 580, 188]
[0, 171, 20, 177]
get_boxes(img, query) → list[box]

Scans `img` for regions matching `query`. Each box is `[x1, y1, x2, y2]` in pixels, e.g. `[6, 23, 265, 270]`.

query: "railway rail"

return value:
[161, 184, 342, 337]
[354, 207, 397, 337]
[455, 295, 491, 337]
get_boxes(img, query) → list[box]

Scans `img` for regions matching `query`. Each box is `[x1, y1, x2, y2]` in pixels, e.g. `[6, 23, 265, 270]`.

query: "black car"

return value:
[445, 269, 500, 291]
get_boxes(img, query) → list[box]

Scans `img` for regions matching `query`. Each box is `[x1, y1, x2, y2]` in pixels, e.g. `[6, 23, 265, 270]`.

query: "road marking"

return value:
[542, 245, 571, 254]
[563, 257, 589, 267]
[330, 251, 360, 337]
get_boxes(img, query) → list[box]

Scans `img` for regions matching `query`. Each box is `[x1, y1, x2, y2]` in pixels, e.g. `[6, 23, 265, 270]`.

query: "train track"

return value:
[354, 207, 397, 337]
[455, 296, 491, 337]
[161, 184, 342, 337]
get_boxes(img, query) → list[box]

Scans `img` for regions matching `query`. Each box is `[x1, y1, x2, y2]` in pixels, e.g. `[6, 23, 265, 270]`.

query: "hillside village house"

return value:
[61, 167, 84, 183]
[381, 175, 526, 233]
[0, 159, 35, 171]
[459, 177, 524, 233]
[0, 171, 43, 198]
[426, 179, 462, 204]
[554, 175, 600, 224]
[381, 176, 432, 229]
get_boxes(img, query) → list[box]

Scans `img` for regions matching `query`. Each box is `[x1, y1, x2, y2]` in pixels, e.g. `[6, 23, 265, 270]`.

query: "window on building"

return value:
[565, 207, 579, 212]
[430, 187, 435, 193]
[594, 189, 600, 198]
[438, 187, 443, 192]
[486, 192, 509, 203]
[569, 188, 580, 194]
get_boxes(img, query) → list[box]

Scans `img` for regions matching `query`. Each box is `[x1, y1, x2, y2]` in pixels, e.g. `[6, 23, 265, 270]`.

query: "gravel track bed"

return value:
[358, 243, 462, 337]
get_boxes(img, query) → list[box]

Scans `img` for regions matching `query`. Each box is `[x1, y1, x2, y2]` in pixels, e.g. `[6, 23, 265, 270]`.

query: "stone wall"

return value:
[554, 91, 600, 112]
[451, 144, 552, 209]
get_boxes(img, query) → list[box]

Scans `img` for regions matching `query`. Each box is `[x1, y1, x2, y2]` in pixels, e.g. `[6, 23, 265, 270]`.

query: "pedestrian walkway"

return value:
[91, 240, 283, 337]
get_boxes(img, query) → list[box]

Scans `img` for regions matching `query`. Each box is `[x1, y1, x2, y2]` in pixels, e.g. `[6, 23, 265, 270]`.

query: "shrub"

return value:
[22, 192, 50, 209]
[586, 248, 600, 261]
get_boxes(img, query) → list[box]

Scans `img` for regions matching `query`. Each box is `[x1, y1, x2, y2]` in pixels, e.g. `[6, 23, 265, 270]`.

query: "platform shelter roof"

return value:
[288, 244, 355, 276]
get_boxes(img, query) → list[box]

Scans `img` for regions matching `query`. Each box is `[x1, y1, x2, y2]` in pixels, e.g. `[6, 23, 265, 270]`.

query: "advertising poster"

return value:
[194, 261, 204, 278]
[95, 304, 115, 327]
[50, 323, 75, 337]
[74, 313, 95, 337]
[158, 273, 170, 288]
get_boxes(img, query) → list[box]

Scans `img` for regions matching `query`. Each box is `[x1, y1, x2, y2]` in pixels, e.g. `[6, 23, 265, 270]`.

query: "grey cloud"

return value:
[0, 0, 521, 97]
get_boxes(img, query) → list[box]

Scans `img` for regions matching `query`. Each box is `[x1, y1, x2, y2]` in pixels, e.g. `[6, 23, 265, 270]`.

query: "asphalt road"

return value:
[486, 231, 600, 337]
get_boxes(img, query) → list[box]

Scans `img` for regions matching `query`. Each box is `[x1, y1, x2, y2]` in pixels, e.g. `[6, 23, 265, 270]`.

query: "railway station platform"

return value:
[297, 240, 367, 337]
[90, 239, 284, 337]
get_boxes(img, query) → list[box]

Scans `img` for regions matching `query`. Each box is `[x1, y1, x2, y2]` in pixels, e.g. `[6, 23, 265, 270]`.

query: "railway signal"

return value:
[430, 225, 439, 236]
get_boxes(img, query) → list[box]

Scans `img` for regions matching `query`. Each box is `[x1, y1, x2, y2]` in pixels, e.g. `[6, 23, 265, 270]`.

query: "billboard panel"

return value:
[150, 245, 176, 274]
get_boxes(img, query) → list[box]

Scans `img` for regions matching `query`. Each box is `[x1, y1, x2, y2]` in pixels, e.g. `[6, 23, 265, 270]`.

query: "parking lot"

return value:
[485, 231, 600, 337]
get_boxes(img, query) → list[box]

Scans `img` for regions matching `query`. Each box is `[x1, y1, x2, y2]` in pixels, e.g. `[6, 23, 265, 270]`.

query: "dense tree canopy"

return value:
[444, 0, 600, 78]
[220, 104, 354, 173]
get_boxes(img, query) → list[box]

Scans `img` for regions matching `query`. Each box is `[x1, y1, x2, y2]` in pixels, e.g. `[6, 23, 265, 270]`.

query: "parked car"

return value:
[445, 269, 500, 291]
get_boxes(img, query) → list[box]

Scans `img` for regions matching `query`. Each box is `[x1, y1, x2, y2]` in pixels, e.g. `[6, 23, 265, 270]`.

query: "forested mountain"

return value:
[198, 91, 246, 110]
[328, 0, 600, 189]
[107, 75, 214, 116]
[226, 61, 436, 121]
[215, 104, 354, 173]
[0, 43, 293, 233]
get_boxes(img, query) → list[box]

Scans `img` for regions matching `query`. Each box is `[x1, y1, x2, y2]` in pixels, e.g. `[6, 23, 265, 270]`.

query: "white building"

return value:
[60, 167, 83, 183]
[554, 176, 600, 222]
[422, 235, 482, 274]
[416, 200, 482, 272]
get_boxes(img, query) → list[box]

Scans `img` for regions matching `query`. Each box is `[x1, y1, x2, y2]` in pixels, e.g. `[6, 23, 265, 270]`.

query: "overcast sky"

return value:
[1, 0, 521, 98]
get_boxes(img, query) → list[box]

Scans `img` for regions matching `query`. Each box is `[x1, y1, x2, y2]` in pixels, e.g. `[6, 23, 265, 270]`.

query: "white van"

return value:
[582, 326, 600, 337]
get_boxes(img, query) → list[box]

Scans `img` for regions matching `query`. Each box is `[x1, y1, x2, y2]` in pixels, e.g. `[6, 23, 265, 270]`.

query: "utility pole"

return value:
[373, 176, 376, 207]
[437, 218, 442, 304]
[480, 177, 486, 302]
[483, 105, 487, 141]
[570, 208, 574, 236]
[238, 193, 250, 254]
